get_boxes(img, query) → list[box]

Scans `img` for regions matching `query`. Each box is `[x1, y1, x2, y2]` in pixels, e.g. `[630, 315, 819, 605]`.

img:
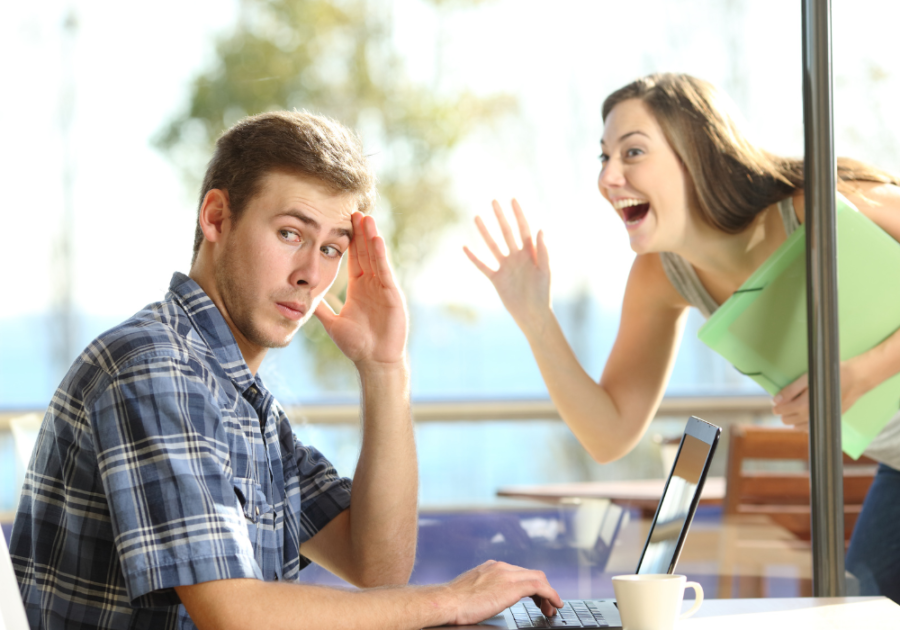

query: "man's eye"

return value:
[321, 245, 343, 259]
[279, 229, 300, 242]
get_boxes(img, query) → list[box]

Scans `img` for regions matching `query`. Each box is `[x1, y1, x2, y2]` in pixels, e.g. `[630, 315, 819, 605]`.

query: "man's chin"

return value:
[269, 335, 295, 349]
[250, 320, 304, 350]
[269, 323, 304, 349]
[257, 334, 296, 350]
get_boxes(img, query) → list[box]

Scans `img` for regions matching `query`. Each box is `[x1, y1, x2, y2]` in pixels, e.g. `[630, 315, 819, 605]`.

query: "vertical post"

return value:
[802, 0, 846, 597]
[52, 8, 78, 379]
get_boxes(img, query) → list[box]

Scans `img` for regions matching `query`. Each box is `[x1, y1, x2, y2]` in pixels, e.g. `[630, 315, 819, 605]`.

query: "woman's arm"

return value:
[774, 183, 900, 426]
[465, 200, 689, 463]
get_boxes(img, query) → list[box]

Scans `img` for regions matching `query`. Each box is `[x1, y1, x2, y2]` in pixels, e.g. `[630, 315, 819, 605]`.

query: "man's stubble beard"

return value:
[216, 237, 299, 350]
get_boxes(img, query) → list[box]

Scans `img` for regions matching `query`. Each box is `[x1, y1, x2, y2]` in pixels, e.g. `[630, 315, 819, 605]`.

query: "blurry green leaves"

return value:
[155, 0, 514, 392]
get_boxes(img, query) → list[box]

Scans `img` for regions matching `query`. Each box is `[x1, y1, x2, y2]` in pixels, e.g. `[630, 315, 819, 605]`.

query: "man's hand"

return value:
[440, 560, 563, 626]
[772, 358, 869, 429]
[315, 212, 408, 369]
[463, 199, 553, 337]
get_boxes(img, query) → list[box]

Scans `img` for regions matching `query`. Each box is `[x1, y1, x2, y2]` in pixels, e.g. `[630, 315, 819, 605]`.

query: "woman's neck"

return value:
[672, 204, 783, 295]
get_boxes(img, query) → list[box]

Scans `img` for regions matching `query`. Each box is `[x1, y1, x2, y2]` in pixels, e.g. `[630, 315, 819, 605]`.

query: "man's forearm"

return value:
[351, 359, 418, 585]
[178, 578, 448, 630]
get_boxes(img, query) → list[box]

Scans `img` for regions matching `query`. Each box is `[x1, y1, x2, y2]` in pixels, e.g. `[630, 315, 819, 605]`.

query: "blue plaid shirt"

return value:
[10, 272, 352, 629]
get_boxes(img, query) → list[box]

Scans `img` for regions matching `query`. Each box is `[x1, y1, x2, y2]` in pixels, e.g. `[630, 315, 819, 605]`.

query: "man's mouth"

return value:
[276, 302, 307, 322]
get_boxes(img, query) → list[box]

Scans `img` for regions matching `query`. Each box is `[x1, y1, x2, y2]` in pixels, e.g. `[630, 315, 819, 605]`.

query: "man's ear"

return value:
[198, 189, 232, 244]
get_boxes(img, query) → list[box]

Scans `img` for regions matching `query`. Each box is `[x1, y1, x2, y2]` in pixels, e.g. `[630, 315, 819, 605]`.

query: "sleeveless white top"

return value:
[658, 198, 900, 468]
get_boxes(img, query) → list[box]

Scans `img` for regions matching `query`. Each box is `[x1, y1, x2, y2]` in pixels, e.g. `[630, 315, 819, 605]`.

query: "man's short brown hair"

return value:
[193, 110, 376, 260]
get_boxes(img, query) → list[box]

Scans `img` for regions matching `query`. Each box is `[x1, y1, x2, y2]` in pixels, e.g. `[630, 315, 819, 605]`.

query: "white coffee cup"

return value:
[612, 574, 703, 630]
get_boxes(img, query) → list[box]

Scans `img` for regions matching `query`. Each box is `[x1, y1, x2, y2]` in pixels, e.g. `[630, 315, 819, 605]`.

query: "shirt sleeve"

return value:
[88, 352, 261, 605]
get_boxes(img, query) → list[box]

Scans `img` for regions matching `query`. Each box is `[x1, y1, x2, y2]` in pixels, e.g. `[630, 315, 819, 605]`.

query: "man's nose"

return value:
[289, 248, 321, 288]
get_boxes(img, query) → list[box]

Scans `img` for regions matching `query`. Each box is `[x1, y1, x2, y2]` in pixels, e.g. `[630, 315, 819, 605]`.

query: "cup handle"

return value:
[679, 581, 704, 620]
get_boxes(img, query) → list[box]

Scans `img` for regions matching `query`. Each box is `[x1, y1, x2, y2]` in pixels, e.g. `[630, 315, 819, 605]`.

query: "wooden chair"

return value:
[718, 424, 877, 597]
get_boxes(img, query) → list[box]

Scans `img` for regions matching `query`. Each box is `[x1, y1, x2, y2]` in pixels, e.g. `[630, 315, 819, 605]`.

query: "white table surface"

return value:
[681, 596, 899, 629]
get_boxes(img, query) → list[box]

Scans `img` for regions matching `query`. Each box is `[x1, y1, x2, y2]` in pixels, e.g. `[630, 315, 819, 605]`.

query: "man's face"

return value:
[215, 171, 355, 354]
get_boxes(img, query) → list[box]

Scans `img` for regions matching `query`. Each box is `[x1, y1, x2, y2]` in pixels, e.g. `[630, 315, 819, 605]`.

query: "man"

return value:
[10, 111, 560, 629]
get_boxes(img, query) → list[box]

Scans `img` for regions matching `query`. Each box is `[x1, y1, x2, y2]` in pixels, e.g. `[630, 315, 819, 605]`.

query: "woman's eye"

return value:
[625, 147, 644, 158]
[279, 229, 301, 242]
[598, 153, 609, 163]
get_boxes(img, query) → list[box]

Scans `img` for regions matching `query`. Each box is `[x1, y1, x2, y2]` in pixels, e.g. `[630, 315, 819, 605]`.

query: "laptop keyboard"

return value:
[510, 600, 610, 628]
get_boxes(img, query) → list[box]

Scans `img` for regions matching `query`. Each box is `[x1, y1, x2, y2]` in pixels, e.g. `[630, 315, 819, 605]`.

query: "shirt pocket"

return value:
[232, 477, 272, 525]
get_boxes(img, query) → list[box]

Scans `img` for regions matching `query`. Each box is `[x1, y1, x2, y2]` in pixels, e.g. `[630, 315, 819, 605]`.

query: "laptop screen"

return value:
[636, 417, 720, 574]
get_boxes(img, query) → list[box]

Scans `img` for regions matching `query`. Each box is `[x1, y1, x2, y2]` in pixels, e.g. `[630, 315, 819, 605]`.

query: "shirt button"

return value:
[255, 506, 260, 516]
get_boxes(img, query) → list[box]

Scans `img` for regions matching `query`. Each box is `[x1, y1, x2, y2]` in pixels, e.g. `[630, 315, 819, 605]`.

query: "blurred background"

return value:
[1, 0, 898, 597]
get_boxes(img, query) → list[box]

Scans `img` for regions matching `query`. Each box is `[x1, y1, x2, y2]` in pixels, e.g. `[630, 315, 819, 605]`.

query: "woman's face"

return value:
[598, 98, 694, 254]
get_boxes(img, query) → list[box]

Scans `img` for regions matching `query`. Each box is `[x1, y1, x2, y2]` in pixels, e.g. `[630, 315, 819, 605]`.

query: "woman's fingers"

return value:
[779, 410, 810, 429]
[463, 245, 495, 277]
[772, 391, 808, 417]
[492, 200, 520, 253]
[775, 373, 809, 405]
[469, 200, 541, 272]
[475, 215, 506, 262]
[511, 198, 533, 252]
[772, 373, 811, 427]
[536, 230, 549, 270]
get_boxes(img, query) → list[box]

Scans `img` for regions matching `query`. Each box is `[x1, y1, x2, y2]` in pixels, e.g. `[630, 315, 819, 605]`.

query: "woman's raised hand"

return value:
[463, 199, 552, 335]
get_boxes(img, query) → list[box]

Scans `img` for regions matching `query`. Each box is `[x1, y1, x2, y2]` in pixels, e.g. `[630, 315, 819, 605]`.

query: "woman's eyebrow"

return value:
[600, 130, 651, 146]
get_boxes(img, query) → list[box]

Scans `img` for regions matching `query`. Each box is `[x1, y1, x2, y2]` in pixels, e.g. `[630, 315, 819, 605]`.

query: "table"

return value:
[682, 596, 900, 628]
[497, 477, 725, 516]
[449, 597, 900, 629]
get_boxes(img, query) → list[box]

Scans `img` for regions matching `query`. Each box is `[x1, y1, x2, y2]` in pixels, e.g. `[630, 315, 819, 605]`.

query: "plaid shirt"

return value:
[10, 272, 352, 629]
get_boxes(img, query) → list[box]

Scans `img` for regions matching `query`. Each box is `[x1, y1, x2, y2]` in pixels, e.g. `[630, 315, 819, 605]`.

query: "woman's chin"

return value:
[627, 232, 655, 255]
[624, 214, 657, 253]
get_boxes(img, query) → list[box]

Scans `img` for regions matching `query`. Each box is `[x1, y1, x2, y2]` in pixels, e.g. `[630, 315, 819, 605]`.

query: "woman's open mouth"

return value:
[623, 202, 650, 226]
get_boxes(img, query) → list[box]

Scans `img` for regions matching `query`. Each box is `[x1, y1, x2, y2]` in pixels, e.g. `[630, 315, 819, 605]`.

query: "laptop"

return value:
[1, 531, 29, 630]
[453, 416, 721, 629]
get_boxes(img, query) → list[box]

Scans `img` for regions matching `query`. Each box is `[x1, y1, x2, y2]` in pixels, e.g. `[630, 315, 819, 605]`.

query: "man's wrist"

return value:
[414, 583, 457, 628]
[356, 356, 410, 383]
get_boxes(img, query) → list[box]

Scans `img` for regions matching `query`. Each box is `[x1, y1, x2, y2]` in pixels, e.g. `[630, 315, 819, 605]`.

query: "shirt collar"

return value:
[167, 272, 257, 393]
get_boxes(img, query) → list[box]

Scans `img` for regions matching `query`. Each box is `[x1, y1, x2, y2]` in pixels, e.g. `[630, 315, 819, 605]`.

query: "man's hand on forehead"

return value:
[313, 212, 408, 370]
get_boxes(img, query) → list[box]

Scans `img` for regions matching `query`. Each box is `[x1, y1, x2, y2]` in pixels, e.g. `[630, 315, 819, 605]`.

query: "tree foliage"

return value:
[156, 0, 513, 389]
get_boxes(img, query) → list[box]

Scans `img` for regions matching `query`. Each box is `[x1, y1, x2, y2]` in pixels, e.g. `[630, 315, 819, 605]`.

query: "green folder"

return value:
[698, 193, 900, 458]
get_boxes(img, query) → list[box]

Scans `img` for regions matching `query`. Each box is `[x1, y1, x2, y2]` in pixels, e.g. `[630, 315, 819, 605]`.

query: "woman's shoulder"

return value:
[627, 253, 692, 311]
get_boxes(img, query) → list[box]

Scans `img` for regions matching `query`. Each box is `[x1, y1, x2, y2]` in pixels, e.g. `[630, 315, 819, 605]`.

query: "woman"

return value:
[464, 73, 900, 600]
